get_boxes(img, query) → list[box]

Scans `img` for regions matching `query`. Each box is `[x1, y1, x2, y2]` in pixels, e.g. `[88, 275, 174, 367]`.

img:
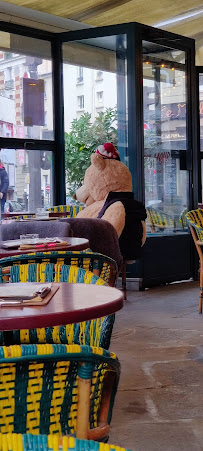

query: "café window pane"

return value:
[143, 41, 189, 235]
[200, 73, 203, 151]
[0, 148, 53, 212]
[63, 35, 128, 196]
[0, 31, 54, 140]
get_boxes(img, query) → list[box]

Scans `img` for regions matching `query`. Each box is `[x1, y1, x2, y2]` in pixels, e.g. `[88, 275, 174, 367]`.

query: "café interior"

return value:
[0, 0, 202, 450]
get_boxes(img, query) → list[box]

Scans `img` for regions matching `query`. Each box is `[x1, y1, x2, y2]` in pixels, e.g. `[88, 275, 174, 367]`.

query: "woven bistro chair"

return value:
[48, 205, 84, 218]
[146, 206, 176, 232]
[0, 434, 131, 451]
[179, 208, 188, 229]
[0, 251, 118, 349]
[186, 209, 203, 313]
[0, 344, 120, 442]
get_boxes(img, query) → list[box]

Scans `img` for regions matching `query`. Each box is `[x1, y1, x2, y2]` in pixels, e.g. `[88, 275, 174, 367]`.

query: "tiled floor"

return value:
[109, 280, 203, 451]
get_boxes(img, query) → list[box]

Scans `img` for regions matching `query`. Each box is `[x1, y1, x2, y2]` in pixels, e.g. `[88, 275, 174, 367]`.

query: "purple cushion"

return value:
[60, 218, 123, 270]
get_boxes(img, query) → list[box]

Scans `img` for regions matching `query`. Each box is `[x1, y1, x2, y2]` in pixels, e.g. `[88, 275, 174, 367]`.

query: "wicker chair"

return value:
[146, 206, 176, 232]
[179, 208, 188, 229]
[0, 344, 120, 442]
[0, 251, 118, 349]
[186, 209, 203, 313]
[48, 205, 84, 218]
[0, 433, 131, 451]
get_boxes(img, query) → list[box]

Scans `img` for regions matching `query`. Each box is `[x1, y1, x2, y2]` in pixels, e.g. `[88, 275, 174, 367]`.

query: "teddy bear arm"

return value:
[102, 201, 125, 237]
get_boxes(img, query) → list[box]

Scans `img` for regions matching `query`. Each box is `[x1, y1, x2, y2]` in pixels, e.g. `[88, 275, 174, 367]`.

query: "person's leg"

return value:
[1, 198, 6, 212]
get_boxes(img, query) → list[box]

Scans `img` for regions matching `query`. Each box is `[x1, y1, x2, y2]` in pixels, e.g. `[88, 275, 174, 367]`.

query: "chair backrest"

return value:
[48, 205, 84, 217]
[0, 250, 118, 286]
[179, 208, 188, 229]
[0, 344, 120, 441]
[146, 206, 175, 231]
[60, 218, 123, 271]
[0, 220, 71, 241]
[186, 209, 203, 261]
[0, 433, 131, 451]
[0, 251, 118, 349]
[186, 209, 203, 240]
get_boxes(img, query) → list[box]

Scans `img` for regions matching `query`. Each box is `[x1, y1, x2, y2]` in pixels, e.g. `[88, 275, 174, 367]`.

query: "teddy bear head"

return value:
[75, 147, 132, 206]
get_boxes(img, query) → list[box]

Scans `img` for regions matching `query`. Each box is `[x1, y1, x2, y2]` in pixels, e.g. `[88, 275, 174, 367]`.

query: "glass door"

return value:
[197, 67, 203, 204]
[143, 42, 189, 235]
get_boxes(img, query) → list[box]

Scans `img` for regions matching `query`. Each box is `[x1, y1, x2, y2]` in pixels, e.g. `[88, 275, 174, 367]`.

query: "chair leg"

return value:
[121, 262, 127, 301]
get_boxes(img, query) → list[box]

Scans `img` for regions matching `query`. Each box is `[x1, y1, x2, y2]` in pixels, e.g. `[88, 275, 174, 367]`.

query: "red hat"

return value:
[96, 143, 120, 160]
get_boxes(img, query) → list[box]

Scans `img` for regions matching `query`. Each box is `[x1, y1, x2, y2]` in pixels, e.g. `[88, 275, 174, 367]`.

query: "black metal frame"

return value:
[0, 20, 196, 209]
[196, 67, 203, 203]
[0, 21, 65, 205]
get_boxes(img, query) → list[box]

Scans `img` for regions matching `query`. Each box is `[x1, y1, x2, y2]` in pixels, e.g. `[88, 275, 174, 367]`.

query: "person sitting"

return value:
[0, 160, 9, 212]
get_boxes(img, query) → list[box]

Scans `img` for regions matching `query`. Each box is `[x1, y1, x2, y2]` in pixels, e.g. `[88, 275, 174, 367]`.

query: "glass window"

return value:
[143, 41, 189, 235]
[0, 148, 53, 212]
[77, 66, 83, 83]
[77, 95, 84, 110]
[200, 73, 203, 152]
[96, 91, 103, 104]
[62, 35, 127, 194]
[0, 31, 54, 140]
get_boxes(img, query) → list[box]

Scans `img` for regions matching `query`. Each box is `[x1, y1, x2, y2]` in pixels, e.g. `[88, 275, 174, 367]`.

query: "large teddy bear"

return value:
[75, 143, 147, 260]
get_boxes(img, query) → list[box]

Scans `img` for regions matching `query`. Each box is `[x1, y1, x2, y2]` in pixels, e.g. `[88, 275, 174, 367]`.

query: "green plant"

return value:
[65, 108, 117, 192]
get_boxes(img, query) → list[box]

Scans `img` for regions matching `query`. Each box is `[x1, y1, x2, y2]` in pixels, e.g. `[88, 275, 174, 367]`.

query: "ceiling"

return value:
[0, 0, 202, 61]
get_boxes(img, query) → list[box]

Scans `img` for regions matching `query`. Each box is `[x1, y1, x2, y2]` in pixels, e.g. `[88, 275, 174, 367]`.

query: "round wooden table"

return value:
[0, 282, 124, 331]
[0, 237, 89, 258]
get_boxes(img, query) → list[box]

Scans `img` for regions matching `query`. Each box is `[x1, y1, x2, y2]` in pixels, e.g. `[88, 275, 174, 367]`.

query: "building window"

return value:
[44, 80, 47, 99]
[77, 95, 84, 109]
[77, 67, 83, 83]
[96, 70, 103, 80]
[96, 91, 103, 103]
[44, 111, 47, 127]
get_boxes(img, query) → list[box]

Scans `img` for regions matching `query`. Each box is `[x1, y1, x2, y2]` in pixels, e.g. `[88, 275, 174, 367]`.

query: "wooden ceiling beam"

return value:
[68, 0, 131, 21]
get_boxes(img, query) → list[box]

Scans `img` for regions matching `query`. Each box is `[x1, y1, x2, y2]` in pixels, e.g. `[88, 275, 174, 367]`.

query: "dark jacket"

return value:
[0, 167, 9, 199]
[98, 191, 147, 260]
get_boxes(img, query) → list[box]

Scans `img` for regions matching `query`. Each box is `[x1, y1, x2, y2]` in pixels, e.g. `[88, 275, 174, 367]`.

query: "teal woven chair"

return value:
[0, 344, 120, 442]
[0, 433, 131, 451]
[0, 251, 118, 349]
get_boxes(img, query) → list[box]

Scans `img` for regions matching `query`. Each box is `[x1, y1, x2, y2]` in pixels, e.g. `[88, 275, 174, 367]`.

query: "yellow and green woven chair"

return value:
[186, 209, 203, 313]
[0, 433, 131, 451]
[146, 206, 176, 232]
[48, 205, 84, 218]
[0, 251, 118, 349]
[0, 344, 120, 442]
[179, 208, 188, 229]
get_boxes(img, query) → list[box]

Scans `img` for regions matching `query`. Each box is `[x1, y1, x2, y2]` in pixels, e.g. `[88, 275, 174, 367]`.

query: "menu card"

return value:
[0, 283, 59, 307]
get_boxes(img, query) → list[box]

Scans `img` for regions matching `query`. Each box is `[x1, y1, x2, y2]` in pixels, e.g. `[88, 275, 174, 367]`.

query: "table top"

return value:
[0, 237, 89, 258]
[0, 282, 124, 331]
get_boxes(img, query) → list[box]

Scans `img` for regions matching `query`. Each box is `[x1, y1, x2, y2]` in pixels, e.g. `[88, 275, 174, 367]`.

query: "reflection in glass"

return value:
[0, 31, 53, 140]
[143, 41, 189, 235]
[62, 35, 127, 195]
[0, 148, 53, 212]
